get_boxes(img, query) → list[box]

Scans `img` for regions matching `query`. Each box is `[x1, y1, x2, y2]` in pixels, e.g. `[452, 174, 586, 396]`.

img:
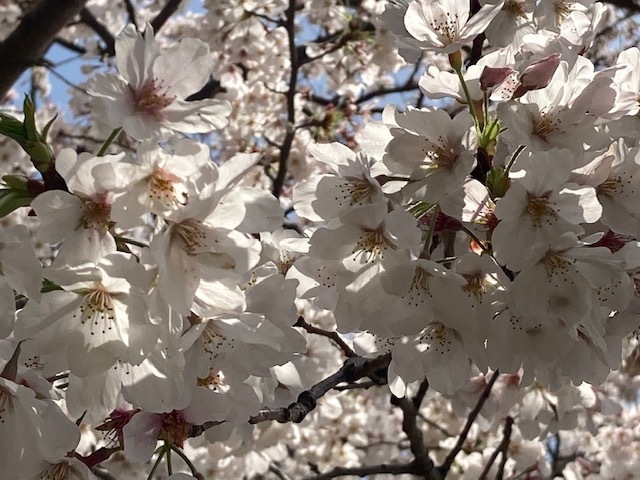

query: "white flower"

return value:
[384, 106, 477, 204]
[293, 142, 384, 222]
[111, 138, 212, 228]
[0, 225, 42, 338]
[15, 253, 154, 375]
[492, 149, 602, 271]
[89, 23, 231, 140]
[404, 0, 505, 54]
[32, 148, 122, 265]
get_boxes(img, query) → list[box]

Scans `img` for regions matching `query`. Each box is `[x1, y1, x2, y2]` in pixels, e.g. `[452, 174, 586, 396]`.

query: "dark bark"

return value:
[0, 0, 88, 101]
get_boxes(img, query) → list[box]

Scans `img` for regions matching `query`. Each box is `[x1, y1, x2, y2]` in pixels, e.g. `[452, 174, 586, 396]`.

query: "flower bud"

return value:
[479, 66, 516, 91]
[515, 53, 561, 96]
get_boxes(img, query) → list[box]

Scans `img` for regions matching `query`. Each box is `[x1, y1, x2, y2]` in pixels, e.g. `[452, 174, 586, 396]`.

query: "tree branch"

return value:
[249, 353, 391, 424]
[478, 416, 514, 480]
[150, 0, 185, 34]
[0, 0, 88, 100]
[437, 370, 500, 478]
[391, 390, 435, 476]
[304, 461, 422, 480]
[79, 7, 116, 56]
[272, 0, 298, 198]
[295, 316, 356, 357]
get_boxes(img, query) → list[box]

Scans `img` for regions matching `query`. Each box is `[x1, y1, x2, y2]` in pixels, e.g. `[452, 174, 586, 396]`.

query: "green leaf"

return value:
[2, 174, 29, 190]
[0, 188, 33, 218]
[0, 113, 28, 146]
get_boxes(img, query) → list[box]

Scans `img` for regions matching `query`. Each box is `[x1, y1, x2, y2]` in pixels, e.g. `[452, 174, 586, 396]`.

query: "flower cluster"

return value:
[1, 0, 640, 478]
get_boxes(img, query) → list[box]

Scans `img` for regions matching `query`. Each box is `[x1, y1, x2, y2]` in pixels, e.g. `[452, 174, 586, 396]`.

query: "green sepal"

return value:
[486, 165, 510, 198]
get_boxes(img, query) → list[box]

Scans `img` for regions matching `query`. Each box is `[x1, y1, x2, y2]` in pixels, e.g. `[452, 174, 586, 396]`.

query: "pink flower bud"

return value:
[518, 53, 561, 91]
[479, 66, 516, 91]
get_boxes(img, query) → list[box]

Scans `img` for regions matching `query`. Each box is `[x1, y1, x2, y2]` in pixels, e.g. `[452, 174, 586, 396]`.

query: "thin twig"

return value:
[295, 316, 356, 357]
[151, 0, 185, 34]
[304, 461, 421, 480]
[333, 380, 379, 391]
[123, 0, 138, 28]
[417, 413, 454, 438]
[437, 370, 500, 478]
[272, 0, 298, 198]
[478, 416, 514, 480]
[80, 7, 116, 56]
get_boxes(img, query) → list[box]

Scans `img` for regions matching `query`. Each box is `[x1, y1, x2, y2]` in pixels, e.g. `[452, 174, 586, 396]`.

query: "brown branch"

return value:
[601, 0, 640, 13]
[437, 370, 500, 478]
[74, 446, 122, 469]
[478, 416, 514, 480]
[79, 7, 116, 56]
[0, 0, 88, 100]
[272, 0, 298, 198]
[150, 0, 185, 34]
[391, 390, 435, 476]
[249, 353, 391, 424]
[295, 316, 356, 357]
[304, 461, 423, 480]
[123, 0, 138, 28]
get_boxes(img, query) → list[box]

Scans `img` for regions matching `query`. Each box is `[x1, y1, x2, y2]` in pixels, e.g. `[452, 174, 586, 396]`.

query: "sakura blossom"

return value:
[0, 0, 639, 478]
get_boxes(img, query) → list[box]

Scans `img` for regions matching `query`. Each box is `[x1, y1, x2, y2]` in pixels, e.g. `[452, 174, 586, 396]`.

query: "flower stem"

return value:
[146, 447, 166, 480]
[115, 236, 149, 249]
[170, 444, 200, 477]
[165, 441, 173, 475]
[504, 145, 526, 175]
[97, 127, 122, 156]
[424, 203, 440, 258]
[454, 66, 478, 126]
[460, 224, 491, 256]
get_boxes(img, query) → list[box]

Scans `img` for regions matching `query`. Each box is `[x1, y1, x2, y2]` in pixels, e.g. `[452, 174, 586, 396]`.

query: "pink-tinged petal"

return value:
[517, 53, 561, 93]
[480, 66, 516, 91]
[123, 411, 162, 463]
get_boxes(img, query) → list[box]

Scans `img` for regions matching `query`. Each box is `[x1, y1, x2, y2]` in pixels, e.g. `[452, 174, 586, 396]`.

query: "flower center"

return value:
[402, 267, 432, 307]
[429, 11, 459, 44]
[425, 141, 458, 171]
[201, 321, 235, 361]
[80, 197, 111, 232]
[420, 323, 455, 355]
[352, 228, 392, 262]
[542, 251, 571, 276]
[533, 113, 561, 141]
[76, 286, 116, 336]
[504, 0, 527, 18]
[526, 193, 555, 227]
[159, 411, 191, 447]
[131, 78, 176, 119]
[462, 273, 487, 302]
[172, 220, 207, 256]
[553, 0, 573, 24]
[339, 179, 376, 206]
[197, 369, 228, 392]
[148, 167, 183, 208]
